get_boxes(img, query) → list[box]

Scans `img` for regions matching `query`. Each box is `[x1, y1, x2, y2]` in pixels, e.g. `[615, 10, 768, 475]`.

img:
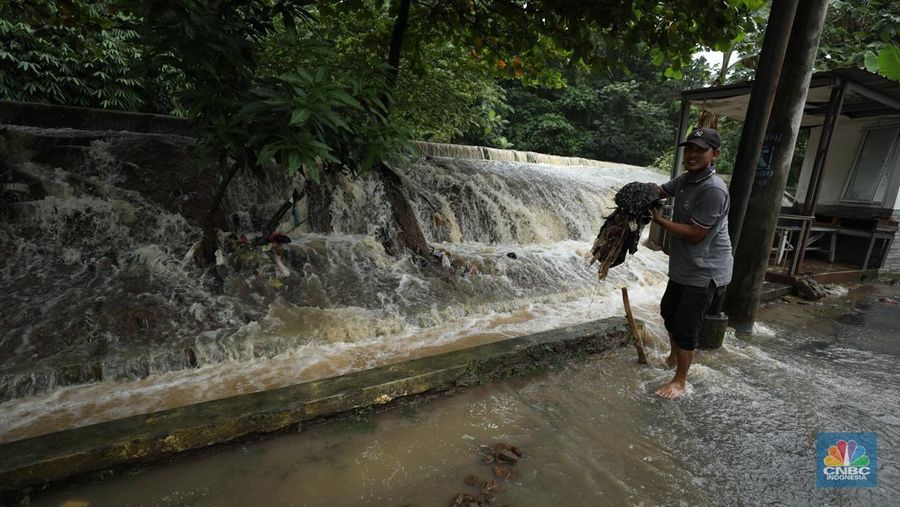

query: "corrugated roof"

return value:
[680, 68, 900, 124]
[833, 68, 900, 102]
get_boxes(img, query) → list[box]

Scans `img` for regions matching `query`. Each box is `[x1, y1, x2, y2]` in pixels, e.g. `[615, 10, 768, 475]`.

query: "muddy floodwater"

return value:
[33, 283, 900, 506]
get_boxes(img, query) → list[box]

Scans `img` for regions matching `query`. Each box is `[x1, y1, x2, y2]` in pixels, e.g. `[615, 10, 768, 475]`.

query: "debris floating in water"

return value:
[451, 443, 524, 505]
[480, 442, 524, 464]
[589, 182, 660, 279]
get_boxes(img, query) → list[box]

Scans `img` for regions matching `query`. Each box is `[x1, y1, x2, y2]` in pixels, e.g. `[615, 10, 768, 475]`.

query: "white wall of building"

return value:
[795, 115, 900, 210]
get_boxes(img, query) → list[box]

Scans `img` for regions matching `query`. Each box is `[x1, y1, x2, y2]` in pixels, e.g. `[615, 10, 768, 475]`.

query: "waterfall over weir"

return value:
[0, 128, 669, 443]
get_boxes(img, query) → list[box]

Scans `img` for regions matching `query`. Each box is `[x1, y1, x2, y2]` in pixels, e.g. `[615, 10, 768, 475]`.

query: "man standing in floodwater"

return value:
[649, 127, 733, 399]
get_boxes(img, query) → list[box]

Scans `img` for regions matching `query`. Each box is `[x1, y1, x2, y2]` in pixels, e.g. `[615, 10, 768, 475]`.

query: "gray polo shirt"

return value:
[661, 166, 733, 287]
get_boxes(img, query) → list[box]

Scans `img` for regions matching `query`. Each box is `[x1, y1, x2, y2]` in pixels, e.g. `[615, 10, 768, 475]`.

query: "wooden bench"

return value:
[773, 223, 801, 266]
[772, 214, 815, 267]
[772, 210, 898, 272]
[806, 224, 840, 263]
[837, 220, 898, 270]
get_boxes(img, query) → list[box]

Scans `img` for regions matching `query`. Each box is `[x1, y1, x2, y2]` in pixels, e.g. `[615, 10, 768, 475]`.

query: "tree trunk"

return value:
[306, 179, 333, 233]
[726, 0, 800, 249]
[201, 157, 241, 265]
[385, 0, 411, 93]
[379, 162, 430, 257]
[725, 0, 829, 330]
[377, 0, 429, 258]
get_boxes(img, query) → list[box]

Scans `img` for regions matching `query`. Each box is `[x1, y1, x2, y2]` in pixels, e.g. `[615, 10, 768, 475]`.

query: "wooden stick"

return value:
[621, 287, 647, 364]
[596, 229, 627, 280]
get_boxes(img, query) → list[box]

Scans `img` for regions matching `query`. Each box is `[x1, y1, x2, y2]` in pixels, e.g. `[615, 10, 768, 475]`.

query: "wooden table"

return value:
[837, 225, 896, 270]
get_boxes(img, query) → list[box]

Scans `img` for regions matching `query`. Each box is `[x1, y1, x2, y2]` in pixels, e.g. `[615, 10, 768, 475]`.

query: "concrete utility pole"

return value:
[726, 0, 831, 330]
[727, 0, 799, 250]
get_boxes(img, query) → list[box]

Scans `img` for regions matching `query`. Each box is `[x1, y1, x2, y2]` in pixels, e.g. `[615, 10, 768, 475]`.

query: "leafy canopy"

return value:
[128, 0, 408, 182]
[819, 0, 899, 80]
[0, 0, 178, 111]
[1, 0, 766, 175]
[293, 0, 762, 148]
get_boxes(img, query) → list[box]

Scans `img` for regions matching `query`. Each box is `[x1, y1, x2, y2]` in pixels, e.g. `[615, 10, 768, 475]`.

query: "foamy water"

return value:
[1, 145, 671, 443]
[0, 239, 669, 443]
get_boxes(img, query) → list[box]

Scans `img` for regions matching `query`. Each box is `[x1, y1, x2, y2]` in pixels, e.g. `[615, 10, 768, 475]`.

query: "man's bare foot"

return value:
[655, 380, 687, 399]
[664, 354, 677, 369]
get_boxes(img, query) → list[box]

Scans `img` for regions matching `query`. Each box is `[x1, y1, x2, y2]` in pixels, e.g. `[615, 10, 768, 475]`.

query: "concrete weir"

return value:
[0, 317, 636, 497]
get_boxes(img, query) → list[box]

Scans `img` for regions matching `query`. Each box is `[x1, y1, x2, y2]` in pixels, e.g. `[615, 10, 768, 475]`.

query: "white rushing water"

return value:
[0, 138, 669, 443]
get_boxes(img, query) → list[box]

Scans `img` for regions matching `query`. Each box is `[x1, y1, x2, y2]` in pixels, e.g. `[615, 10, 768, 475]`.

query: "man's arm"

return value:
[649, 182, 669, 199]
[647, 182, 707, 241]
[651, 185, 727, 244]
[651, 207, 710, 243]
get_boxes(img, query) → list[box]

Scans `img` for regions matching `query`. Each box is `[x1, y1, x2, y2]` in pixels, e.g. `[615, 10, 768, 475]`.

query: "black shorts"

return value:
[660, 280, 726, 351]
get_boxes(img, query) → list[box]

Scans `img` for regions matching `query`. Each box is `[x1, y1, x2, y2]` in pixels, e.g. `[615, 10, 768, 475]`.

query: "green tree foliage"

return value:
[398, 0, 763, 81]
[819, 0, 899, 78]
[243, 54, 409, 182]
[873, 45, 900, 81]
[716, 0, 900, 82]
[708, 116, 742, 175]
[0, 0, 178, 111]
[259, 2, 507, 145]
[2, 0, 764, 173]
[270, 0, 762, 152]
[392, 43, 510, 145]
[500, 56, 712, 166]
[126, 0, 411, 261]
[130, 0, 285, 153]
[129, 1, 408, 182]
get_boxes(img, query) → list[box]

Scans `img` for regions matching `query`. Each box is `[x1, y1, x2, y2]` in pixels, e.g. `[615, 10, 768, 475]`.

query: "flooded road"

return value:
[33, 283, 900, 506]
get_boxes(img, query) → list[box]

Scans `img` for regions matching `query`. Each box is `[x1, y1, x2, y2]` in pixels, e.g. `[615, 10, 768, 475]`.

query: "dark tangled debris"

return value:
[492, 465, 517, 480]
[480, 443, 523, 464]
[451, 443, 524, 506]
[589, 181, 661, 279]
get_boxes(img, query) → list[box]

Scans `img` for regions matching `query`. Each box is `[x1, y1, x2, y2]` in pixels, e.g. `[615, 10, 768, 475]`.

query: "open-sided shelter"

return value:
[675, 68, 900, 283]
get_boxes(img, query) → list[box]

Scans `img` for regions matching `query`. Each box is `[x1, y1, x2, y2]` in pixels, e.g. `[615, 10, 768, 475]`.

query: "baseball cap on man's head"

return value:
[679, 127, 721, 150]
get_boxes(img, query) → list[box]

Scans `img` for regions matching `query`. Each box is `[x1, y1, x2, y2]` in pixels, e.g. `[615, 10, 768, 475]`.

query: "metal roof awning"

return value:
[679, 68, 900, 127]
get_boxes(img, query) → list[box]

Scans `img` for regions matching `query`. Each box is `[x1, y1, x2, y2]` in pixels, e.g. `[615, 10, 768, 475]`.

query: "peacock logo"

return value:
[823, 439, 869, 467]
[817, 433, 876, 487]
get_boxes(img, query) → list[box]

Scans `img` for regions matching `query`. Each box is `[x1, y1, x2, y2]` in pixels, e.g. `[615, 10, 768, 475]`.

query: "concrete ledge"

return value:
[0, 317, 635, 496]
[0, 100, 192, 137]
[765, 269, 881, 286]
[0, 101, 640, 170]
[761, 281, 793, 301]
[411, 140, 487, 160]
[410, 140, 645, 169]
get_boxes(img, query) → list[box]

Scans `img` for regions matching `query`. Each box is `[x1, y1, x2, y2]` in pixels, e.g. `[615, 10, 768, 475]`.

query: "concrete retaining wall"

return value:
[0, 100, 192, 137]
[1, 101, 642, 170]
[410, 140, 644, 169]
